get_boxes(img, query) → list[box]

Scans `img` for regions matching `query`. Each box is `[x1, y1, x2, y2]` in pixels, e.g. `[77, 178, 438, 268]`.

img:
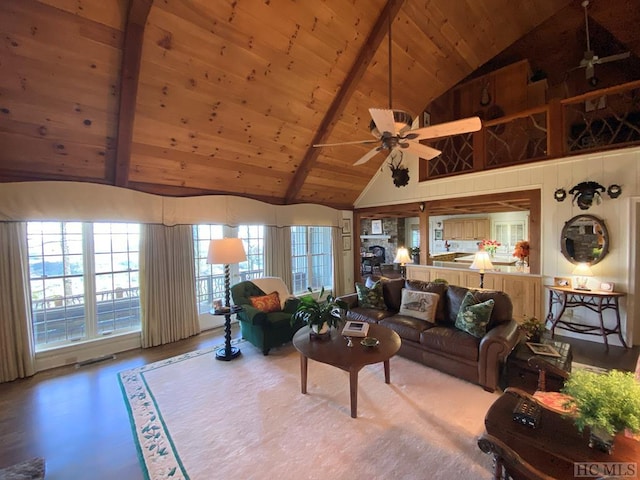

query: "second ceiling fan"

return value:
[313, 14, 481, 166]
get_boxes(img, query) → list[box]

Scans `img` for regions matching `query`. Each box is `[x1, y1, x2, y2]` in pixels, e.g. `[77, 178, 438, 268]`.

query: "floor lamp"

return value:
[394, 247, 413, 278]
[469, 250, 494, 288]
[207, 238, 247, 361]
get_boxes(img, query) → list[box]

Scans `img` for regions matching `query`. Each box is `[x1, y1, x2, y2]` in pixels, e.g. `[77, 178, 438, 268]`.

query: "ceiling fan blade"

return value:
[407, 116, 482, 141]
[398, 141, 441, 160]
[369, 108, 397, 135]
[594, 51, 630, 65]
[585, 63, 595, 80]
[313, 139, 378, 147]
[353, 146, 383, 166]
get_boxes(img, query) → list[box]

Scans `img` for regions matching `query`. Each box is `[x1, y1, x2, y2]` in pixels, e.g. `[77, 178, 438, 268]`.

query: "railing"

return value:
[421, 80, 640, 180]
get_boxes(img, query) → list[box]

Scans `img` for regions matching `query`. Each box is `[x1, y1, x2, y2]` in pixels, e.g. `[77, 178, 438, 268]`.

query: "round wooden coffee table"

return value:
[292, 323, 401, 418]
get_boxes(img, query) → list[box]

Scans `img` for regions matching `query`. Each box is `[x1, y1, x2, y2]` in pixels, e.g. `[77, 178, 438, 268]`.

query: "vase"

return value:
[310, 323, 330, 340]
[588, 426, 615, 454]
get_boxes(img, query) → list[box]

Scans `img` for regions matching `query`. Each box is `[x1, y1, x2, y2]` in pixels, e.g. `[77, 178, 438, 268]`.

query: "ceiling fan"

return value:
[312, 16, 481, 169]
[577, 0, 630, 86]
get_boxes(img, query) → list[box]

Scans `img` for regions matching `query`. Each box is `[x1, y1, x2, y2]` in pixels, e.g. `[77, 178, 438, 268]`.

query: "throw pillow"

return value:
[249, 291, 281, 313]
[355, 281, 386, 310]
[455, 291, 495, 338]
[398, 289, 439, 323]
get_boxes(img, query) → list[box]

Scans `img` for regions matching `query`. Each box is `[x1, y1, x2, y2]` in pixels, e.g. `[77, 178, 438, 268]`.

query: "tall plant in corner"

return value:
[292, 287, 348, 334]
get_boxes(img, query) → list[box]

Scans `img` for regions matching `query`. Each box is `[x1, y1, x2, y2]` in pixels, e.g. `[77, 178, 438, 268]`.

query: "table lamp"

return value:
[572, 262, 593, 291]
[393, 246, 413, 278]
[469, 250, 494, 288]
[207, 238, 247, 361]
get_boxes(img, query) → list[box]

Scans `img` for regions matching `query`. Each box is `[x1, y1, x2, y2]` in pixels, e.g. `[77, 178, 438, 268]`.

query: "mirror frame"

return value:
[560, 214, 609, 265]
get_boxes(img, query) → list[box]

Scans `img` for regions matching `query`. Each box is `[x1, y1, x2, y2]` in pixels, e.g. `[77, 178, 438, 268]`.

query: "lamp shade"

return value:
[572, 263, 593, 277]
[469, 250, 494, 272]
[207, 238, 247, 265]
[393, 247, 413, 265]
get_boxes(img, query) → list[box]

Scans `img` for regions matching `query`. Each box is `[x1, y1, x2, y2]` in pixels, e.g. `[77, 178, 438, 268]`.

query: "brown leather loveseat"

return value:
[337, 276, 521, 392]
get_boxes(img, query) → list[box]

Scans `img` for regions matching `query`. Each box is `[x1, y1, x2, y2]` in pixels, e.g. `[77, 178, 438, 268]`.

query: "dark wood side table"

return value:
[545, 285, 627, 350]
[479, 389, 640, 480]
[503, 339, 572, 393]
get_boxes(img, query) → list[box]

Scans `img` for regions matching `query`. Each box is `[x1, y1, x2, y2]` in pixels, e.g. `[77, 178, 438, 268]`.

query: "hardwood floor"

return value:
[0, 327, 230, 480]
[0, 327, 637, 479]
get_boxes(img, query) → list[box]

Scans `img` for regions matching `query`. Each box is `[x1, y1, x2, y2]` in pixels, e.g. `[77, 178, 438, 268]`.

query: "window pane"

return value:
[28, 222, 86, 346]
[290, 226, 332, 295]
[93, 223, 141, 335]
[193, 225, 225, 314]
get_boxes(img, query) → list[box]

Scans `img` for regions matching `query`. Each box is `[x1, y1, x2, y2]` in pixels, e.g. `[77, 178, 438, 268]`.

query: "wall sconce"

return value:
[554, 188, 567, 202]
[553, 182, 622, 210]
[419, 202, 425, 212]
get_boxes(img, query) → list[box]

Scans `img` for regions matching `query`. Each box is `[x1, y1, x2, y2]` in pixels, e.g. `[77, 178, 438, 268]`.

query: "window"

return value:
[193, 225, 264, 314]
[291, 226, 332, 295]
[495, 221, 526, 252]
[411, 225, 420, 249]
[27, 222, 140, 348]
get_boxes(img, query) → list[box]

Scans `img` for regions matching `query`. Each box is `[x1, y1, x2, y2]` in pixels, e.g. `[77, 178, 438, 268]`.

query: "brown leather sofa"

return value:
[337, 277, 521, 392]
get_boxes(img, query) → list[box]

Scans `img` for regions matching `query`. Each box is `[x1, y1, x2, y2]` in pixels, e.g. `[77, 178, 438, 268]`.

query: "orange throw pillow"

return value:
[249, 291, 281, 313]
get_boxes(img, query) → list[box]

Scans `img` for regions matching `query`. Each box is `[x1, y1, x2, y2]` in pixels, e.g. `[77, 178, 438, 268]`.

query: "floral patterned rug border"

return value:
[118, 340, 242, 480]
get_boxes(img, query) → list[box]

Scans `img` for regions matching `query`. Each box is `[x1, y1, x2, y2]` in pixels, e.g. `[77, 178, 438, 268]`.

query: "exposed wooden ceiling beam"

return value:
[114, 0, 153, 187]
[284, 0, 406, 205]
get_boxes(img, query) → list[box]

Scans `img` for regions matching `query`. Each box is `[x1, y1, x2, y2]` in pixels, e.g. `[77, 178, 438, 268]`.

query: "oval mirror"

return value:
[560, 214, 609, 265]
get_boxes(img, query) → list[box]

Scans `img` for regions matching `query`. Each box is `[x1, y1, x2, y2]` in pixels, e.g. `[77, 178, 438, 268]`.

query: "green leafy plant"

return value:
[291, 287, 349, 330]
[519, 316, 545, 340]
[410, 246, 420, 256]
[562, 369, 640, 436]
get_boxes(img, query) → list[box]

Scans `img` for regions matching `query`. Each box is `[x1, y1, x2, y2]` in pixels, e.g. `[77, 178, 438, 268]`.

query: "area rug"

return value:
[119, 343, 498, 480]
[0, 457, 45, 480]
[572, 361, 608, 374]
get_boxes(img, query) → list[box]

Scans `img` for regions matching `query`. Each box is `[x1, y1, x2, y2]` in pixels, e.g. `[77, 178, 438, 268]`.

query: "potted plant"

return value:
[561, 369, 640, 453]
[519, 316, 545, 342]
[292, 287, 349, 337]
[410, 246, 420, 264]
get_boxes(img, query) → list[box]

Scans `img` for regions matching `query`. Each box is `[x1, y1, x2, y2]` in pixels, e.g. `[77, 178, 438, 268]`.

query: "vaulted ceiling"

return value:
[1, 0, 639, 210]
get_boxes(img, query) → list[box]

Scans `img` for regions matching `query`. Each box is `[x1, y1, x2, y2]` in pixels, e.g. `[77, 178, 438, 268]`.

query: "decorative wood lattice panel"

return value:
[485, 113, 548, 168]
[427, 133, 474, 177]
[565, 88, 640, 152]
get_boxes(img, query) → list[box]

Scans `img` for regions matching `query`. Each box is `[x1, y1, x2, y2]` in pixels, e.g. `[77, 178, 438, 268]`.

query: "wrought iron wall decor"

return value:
[553, 181, 622, 210]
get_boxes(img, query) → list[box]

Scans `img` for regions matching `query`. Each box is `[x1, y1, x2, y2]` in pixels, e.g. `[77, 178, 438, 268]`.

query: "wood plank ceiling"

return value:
[1, 0, 639, 210]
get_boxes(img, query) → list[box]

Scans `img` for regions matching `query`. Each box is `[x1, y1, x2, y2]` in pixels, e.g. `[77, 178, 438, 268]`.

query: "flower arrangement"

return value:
[513, 240, 530, 260]
[480, 239, 501, 255]
[519, 316, 545, 342]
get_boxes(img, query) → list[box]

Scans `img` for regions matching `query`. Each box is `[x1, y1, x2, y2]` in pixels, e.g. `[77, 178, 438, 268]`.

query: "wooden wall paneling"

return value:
[0, 132, 107, 179]
[285, 0, 406, 204]
[36, 0, 128, 30]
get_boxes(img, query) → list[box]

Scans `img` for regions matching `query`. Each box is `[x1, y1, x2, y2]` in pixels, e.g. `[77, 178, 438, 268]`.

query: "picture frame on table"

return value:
[422, 111, 431, 127]
[599, 282, 615, 292]
[342, 235, 351, 251]
[553, 277, 571, 287]
[434, 229, 443, 240]
[526, 342, 561, 358]
[342, 218, 351, 235]
[371, 219, 383, 235]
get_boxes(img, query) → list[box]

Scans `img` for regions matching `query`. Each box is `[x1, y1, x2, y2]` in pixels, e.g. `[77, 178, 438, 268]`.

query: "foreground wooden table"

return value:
[479, 389, 640, 479]
[293, 323, 401, 418]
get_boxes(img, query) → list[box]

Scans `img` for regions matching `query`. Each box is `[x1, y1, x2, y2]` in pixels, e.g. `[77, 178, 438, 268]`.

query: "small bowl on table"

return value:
[360, 336, 379, 348]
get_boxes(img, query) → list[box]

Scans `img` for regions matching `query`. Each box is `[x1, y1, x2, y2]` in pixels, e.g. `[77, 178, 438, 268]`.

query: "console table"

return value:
[545, 285, 627, 350]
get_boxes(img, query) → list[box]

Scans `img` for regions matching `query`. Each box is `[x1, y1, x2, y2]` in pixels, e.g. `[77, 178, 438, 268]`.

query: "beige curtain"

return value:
[0, 222, 35, 383]
[264, 226, 293, 290]
[332, 227, 346, 296]
[140, 224, 200, 348]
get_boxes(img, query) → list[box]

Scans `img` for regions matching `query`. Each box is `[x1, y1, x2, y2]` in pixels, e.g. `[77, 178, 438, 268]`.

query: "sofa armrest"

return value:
[336, 293, 359, 309]
[237, 305, 268, 326]
[478, 320, 522, 392]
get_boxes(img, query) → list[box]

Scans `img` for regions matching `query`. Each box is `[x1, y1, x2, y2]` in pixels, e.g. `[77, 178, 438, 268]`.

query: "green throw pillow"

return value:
[455, 291, 495, 338]
[355, 281, 386, 310]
